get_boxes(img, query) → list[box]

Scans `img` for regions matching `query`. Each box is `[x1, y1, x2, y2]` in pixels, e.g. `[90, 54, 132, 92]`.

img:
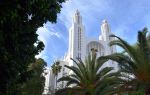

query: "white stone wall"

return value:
[43, 68, 55, 95]
[56, 61, 69, 89]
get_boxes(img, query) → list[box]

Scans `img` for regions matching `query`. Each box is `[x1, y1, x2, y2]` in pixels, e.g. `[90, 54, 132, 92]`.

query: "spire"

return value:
[69, 10, 85, 62]
[102, 19, 108, 24]
[100, 19, 110, 41]
[101, 19, 110, 33]
[73, 9, 82, 24]
[75, 9, 80, 16]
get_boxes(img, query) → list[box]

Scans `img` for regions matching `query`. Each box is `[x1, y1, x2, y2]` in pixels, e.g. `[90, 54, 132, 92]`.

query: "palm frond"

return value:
[71, 58, 88, 81]
[109, 35, 142, 65]
[58, 54, 121, 95]
[64, 65, 86, 83]
[55, 87, 84, 95]
[96, 58, 108, 73]
[96, 67, 114, 81]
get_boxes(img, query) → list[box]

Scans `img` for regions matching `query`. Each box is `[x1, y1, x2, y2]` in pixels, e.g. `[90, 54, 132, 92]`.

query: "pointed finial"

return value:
[75, 9, 80, 15]
[102, 19, 107, 24]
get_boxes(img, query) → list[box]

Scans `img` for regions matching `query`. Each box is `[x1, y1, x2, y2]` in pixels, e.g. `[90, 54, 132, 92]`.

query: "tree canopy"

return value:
[20, 58, 47, 95]
[0, 0, 65, 94]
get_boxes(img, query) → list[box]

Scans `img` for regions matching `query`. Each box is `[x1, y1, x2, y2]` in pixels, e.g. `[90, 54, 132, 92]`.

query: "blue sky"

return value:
[36, 0, 150, 66]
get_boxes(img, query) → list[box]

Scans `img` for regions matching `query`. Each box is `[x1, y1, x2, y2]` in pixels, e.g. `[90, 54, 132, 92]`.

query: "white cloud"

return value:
[36, 25, 64, 62]
[37, 26, 62, 40]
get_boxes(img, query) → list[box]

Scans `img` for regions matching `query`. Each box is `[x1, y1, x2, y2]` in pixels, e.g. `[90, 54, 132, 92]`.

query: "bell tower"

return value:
[68, 10, 85, 66]
[101, 20, 111, 42]
[100, 20, 117, 69]
[100, 19, 117, 55]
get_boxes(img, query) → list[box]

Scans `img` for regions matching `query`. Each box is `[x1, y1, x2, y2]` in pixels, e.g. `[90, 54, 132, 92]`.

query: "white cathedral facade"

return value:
[43, 10, 118, 95]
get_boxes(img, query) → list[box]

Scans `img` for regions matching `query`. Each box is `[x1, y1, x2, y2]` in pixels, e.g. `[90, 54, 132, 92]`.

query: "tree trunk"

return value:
[56, 76, 57, 90]
[85, 92, 90, 95]
[146, 87, 150, 94]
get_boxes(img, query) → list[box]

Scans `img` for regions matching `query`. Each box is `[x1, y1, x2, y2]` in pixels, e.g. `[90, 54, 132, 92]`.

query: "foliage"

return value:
[51, 61, 62, 90]
[98, 28, 150, 94]
[129, 90, 145, 95]
[0, 0, 65, 94]
[56, 53, 120, 95]
[51, 61, 62, 76]
[20, 58, 47, 95]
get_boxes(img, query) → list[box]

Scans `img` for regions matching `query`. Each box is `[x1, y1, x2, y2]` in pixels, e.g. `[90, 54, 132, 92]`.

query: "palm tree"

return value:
[51, 61, 62, 91]
[98, 28, 150, 94]
[56, 52, 120, 95]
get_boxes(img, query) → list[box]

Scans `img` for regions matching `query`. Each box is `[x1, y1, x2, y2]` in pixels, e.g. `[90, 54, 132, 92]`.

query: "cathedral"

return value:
[43, 10, 118, 95]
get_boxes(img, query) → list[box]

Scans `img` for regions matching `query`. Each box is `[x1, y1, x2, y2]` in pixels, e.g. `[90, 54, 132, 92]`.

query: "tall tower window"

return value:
[78, 16, 80, 24]
[78, 27, 82, 58]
